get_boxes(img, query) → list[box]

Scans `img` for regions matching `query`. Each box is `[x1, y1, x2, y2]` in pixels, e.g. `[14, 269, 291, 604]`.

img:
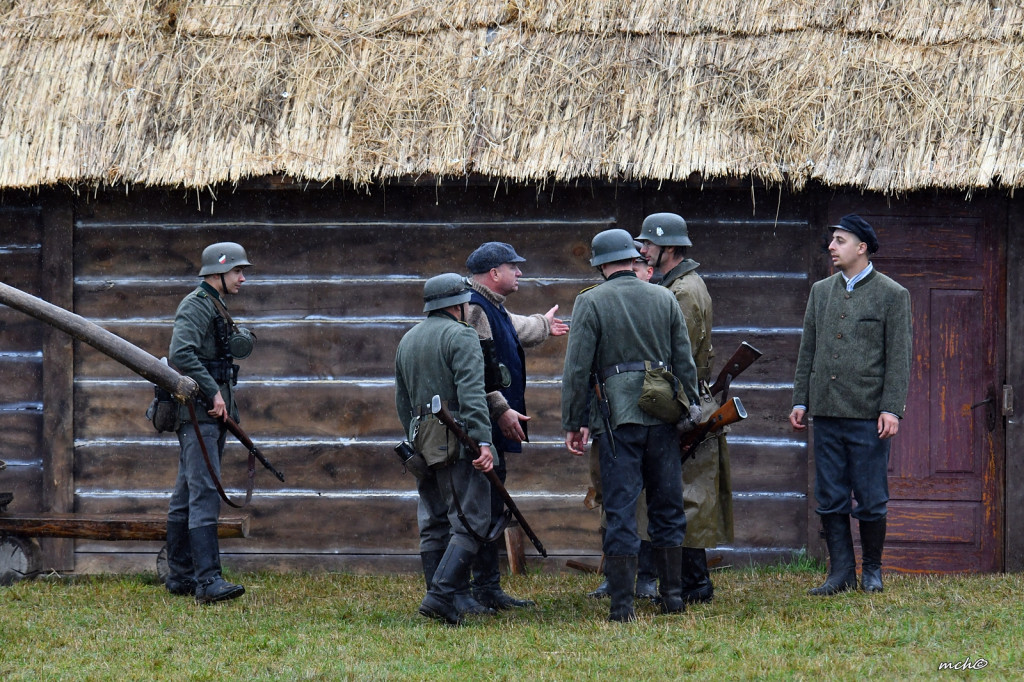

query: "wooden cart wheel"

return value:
[156, 543, 169, 582]
[0, 534, 42, 585]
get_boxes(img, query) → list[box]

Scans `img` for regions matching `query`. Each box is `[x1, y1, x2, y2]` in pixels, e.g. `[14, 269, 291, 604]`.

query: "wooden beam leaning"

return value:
[0, 514, 250, 541]
[0, 281, 198, 402]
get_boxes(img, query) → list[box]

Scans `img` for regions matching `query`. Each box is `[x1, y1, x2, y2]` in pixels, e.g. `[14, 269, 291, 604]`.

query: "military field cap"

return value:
[423, 273, 473, 312]
[466, 242, 526, 274]
[832, 214, 879, 254]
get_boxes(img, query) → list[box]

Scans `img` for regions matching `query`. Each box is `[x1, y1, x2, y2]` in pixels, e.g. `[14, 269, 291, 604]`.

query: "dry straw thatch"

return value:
[1, 0, 1023, 192]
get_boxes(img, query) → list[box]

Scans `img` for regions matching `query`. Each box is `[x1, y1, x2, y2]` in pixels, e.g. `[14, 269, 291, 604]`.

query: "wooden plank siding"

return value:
[0, 204, 46, 525]
[51, 184, 812, 574]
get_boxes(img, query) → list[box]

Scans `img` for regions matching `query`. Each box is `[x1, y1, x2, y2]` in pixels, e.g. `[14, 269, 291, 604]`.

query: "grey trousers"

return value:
[168, 421, 226, 529]
[417, 457, 490, 554]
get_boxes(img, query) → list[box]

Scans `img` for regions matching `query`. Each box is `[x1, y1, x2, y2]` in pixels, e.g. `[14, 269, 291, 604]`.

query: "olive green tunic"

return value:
[395, 312, 492, 454]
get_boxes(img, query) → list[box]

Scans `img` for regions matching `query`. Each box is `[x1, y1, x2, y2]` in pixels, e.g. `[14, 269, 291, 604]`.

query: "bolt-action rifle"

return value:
[679, 396, 747, 460]
[708, 342, 763, 401]
[430, 395, 548, 558]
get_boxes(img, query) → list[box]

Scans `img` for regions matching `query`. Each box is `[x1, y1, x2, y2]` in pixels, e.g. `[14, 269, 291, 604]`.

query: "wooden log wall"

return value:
[3, 182, 815, 575]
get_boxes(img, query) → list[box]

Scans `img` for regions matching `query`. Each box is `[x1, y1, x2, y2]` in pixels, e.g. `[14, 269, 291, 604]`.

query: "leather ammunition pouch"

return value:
[146, 385, 180, 433]
[202, 358, 239, 386]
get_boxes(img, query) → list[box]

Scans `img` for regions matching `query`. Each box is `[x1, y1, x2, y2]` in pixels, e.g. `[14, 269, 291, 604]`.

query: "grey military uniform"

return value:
[561, 271, 698, 557]
[395, 312, 492, 553]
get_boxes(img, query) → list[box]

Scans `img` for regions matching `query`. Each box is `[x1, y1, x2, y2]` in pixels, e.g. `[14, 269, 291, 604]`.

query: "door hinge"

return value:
[1003, 384, 1014, 417]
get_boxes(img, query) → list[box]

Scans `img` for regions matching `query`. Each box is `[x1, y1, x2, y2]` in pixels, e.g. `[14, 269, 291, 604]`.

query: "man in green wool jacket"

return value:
[789, 215, 912, 596]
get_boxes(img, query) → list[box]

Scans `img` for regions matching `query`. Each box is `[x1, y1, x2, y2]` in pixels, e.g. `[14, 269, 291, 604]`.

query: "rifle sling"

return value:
[187, 401, 256, 509]
[445, 463, 511, 544]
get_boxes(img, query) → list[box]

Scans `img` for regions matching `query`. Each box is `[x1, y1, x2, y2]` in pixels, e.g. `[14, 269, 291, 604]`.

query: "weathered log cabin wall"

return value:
[11, 180, 1016, 575]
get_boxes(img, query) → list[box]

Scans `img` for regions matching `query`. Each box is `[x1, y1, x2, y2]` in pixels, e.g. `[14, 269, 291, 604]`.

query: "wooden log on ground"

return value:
[0, 514, 249, 541]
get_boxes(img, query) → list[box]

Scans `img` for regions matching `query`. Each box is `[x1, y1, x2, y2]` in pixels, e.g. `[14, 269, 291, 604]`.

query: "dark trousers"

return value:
[169, 422, 226, 528]
[600, 423, 686, 556]
[813, 416, 890, 521]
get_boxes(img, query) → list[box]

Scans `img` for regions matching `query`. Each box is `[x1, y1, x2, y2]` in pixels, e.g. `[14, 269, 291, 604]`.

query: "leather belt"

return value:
[599, 361, 669, 381]
[416, 400, 459, 417]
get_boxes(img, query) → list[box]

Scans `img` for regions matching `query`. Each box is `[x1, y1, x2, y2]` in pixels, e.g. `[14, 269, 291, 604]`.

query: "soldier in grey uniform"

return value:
[166, 242, 254, 603]
[395, 273, 495, 626]
[637, 213, 733, 604]
[562, 229, 701, 622]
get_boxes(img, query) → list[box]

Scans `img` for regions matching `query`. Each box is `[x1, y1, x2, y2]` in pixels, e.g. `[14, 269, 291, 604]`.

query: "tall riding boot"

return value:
[635, 540, 659, 602]
[421, 549, 445, 591]
[587, 527, 609, 599]
[164, 520, 196, 596]
[808, 513, 857, 596]
[419, 543, 476, 626]
[653, 545, 685, 614]
[605, 555, 638, 623]
[189, 525, 245, 604]
[859, 517, 887, 593]
[680, 547, 714, 604]
[471, 539, 534, 610]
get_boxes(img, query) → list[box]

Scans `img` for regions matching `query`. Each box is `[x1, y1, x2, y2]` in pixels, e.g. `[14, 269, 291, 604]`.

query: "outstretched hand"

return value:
[546, 305, 569, 336]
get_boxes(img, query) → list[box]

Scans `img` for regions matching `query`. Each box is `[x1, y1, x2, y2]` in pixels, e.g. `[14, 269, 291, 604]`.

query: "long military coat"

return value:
[662, 260, 734, 547]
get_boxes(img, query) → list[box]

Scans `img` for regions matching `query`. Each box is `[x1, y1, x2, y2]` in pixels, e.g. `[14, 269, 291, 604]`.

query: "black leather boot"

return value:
[680, 547, 714, 604]
[419, 543, 475, 626]
[421, 549, 445, 591]
[808, 513, 857, 596]
[605, 555, 638, 623]
[587, 527, 609, 599]
[653, 545, 685, 614]
[189, 525, 245, 604]
[634, 540, 659, 602]
[164, 520, 196, 596]
[859, 517, 886, 593]
[471, 539, 534, 610]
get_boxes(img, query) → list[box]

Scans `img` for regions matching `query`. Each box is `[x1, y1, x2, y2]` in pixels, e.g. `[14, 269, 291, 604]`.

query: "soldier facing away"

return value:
[394, 273, 495, 626]
[561, 229, 700, 622]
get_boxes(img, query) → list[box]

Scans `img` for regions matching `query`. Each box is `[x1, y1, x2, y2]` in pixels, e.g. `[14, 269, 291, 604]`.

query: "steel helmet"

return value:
[199, 242, 253, 276]
[636, 213, 692, 247]
[590, 229, 642, 267]
[423, 273, 473, 312]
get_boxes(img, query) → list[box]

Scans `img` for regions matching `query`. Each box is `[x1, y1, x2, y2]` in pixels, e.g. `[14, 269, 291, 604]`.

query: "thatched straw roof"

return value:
[2, 1, 1023, 192]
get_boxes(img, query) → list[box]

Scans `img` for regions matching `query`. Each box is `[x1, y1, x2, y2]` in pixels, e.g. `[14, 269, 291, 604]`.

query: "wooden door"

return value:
[829, 200, 1004, 573]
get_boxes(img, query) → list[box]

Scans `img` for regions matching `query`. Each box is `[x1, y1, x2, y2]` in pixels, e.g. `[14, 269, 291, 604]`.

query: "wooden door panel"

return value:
[829, 201, 1003, 573]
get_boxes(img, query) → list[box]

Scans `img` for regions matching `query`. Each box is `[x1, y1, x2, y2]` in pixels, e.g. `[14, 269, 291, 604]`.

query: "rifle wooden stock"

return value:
[0, 280, 199, 403]
[679, 396, 747, 459]
[222, 414, 286, 482]
[709, 341, 763, 400]
[430, 395, 548, 558]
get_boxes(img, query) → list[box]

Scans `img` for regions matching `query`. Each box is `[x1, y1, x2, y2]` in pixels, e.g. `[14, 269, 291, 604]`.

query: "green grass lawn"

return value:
[0, 563, 1019, 680]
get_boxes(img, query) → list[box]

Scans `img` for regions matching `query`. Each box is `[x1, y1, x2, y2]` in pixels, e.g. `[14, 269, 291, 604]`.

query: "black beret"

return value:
[466, 242, 526, 273]
[834, 214, 879, 254]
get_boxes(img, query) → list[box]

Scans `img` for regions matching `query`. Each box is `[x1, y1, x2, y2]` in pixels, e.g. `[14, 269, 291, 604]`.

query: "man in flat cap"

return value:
[460, 241, 568, 613]
[789, 215, 912, 596]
